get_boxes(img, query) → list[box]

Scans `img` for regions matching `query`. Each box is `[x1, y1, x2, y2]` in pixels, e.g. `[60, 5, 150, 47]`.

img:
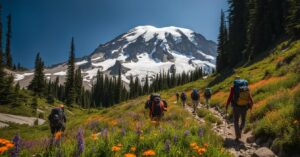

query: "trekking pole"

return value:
[224, 109, 227, 138]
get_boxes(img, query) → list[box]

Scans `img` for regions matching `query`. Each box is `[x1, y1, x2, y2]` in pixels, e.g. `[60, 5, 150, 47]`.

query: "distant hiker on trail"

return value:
[145, 93, 167, 121]
[225, 76, 253, 142]
[176, 91, 179, 103]
[204, 87, 212, 109]
[191, 88, 200, 114]
[181, 91, 187, 107]
[48, 104, 67, 135]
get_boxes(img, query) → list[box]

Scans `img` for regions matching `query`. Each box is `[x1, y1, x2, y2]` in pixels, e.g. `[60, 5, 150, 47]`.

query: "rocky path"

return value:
[185, 104, 277, 157]
[0, 113, 46, 128]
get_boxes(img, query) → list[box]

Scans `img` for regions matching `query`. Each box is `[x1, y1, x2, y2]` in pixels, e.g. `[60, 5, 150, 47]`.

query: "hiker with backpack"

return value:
[225, 76, 253, 142]
[176, 92, 180, 103]
[48, 104, 67, 135]
[145, 93, 167, 121]
[181, 91, 187, 107]
[191, 88, 200, 114]
[204, 87, 212, 109]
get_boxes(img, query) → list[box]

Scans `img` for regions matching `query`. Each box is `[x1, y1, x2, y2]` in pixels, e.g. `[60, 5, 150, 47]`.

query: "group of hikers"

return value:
[48, 76, 253, 142]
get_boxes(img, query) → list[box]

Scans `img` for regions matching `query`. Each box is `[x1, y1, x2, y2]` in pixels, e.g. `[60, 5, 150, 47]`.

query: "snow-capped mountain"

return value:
[14, 25, 217, 89]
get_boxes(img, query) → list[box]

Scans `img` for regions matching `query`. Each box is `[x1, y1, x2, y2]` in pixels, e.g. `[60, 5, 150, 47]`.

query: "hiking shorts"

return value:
[192, 100, 199, 107]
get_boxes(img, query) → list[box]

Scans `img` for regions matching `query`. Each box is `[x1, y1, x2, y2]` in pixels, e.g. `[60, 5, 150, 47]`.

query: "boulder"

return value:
[252, 147, 276, 157]
[247, 135, 256, 143]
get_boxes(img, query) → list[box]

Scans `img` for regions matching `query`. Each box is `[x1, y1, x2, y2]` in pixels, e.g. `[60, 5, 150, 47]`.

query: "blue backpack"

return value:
[233, 79, 250, 106]
[191, 89, 200, 100]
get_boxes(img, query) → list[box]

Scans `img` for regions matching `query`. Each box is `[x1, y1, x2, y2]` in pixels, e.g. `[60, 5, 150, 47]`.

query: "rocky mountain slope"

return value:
[13, 25, 217, 89]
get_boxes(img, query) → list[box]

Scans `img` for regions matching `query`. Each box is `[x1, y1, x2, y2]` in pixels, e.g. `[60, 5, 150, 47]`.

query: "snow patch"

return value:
[75, 60, 88, 66]
[53, 71, 66, 76]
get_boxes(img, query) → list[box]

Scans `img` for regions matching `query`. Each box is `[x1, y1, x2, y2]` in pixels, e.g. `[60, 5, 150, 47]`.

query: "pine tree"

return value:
[0, 5, 3, 65]
[143, 74, 149, 94]
[28, 53, 45, 96]
[115, 68, 122, 103]
[65, 38, 76, 106]
[5, 14, 12, 68]
[74, 68, 83, 104]
[216, 10, 228, 72]
[286, 0, 300, 39]
[227, 0, 248, 66]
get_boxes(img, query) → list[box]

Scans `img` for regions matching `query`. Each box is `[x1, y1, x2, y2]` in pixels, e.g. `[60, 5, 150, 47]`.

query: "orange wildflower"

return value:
[0, 147, 8, 154]
[124, 153, 136, 157]
[54, 131, 63, 140]
[117, 143, 123, 147]
[0, 138, 14, 154]
[142, 149, 156, 156]
[112, 146, 121, 152]
[92, 133, 98, 140]
[190, 142, 197, 147]
[110, 120, 118, 126]
[197, 147, 206, 154]
[203, 143, 209, 148]
[130, 146, 136, 152]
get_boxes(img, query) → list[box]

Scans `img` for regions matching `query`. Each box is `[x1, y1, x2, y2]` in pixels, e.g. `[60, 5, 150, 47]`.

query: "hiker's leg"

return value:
[206, 99, 209, 108]
[233, 107, 241, 139]
[240, 107, 247, 131]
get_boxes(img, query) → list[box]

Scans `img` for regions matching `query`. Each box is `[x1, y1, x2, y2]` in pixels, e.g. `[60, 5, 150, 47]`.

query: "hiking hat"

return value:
[235, 75, 241, 80]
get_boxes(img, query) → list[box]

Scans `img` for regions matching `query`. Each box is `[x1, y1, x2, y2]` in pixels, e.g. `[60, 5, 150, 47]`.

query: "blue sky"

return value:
[2, 0, 228, 68]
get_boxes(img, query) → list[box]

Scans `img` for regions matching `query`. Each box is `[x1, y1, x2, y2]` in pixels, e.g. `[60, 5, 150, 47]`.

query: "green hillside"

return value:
[1, 39, 299, 156]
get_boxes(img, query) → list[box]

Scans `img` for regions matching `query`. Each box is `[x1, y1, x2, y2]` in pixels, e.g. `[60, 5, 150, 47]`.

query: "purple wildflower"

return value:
[184, 130, 190, 136]
[197, 128, 204, 137]
[135, 123, 142, 135]
[101, 128, 108, 138]
[173, 135, 178, 144]
[121, 128, 126, 136]
[159, 127, 164, 133]
[165, 139, 171, 152]
[76, 129, 84, 156]
[10, 134, 20, 157]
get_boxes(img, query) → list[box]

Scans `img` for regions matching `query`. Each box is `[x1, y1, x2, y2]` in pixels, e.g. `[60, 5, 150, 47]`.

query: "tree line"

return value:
[216, 0, 300, 72]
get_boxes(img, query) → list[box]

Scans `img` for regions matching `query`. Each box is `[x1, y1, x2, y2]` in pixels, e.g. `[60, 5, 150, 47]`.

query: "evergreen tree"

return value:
[5, 14, 12, 68]
[216, 10, 228, 72]
[286, 0, 300, 39]
[0, 5, 3, 65]
[74, 68, 83, 104]
[28, 53, 45, 96]
[65, 38, 76, 106]
[143, 74, 149, 94]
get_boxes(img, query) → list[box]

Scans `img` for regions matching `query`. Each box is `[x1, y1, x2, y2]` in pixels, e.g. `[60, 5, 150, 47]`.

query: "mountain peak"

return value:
[124, 25, 196, 42]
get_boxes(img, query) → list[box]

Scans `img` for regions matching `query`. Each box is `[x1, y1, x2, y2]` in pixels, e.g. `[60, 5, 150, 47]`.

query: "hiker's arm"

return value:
[226, 87, 234, 110]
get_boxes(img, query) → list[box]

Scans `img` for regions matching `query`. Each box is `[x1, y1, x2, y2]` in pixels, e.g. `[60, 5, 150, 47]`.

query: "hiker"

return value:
[145, 93, 167, 120]
[48, 104, 67, 135]
[176, 92, 179, 103]
[204, 87, 212, 109]
[180, 91, 187, 107]
[191, 88, 200, 114]
[225, 76, 253, 141]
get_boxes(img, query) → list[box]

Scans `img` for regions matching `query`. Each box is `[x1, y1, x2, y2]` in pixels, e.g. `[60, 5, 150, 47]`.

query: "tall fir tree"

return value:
[28, 53, 45, 96]
[227, 0, 248, 66]
[0, 5, 3, 65]
[65, 38, 76, 106]
[143, 74, 149, 94]
[74, 68, 83, 104]
[286, 0, 300, 39]
[5, 14, 12, 68]
[216, 10, 228, 72]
